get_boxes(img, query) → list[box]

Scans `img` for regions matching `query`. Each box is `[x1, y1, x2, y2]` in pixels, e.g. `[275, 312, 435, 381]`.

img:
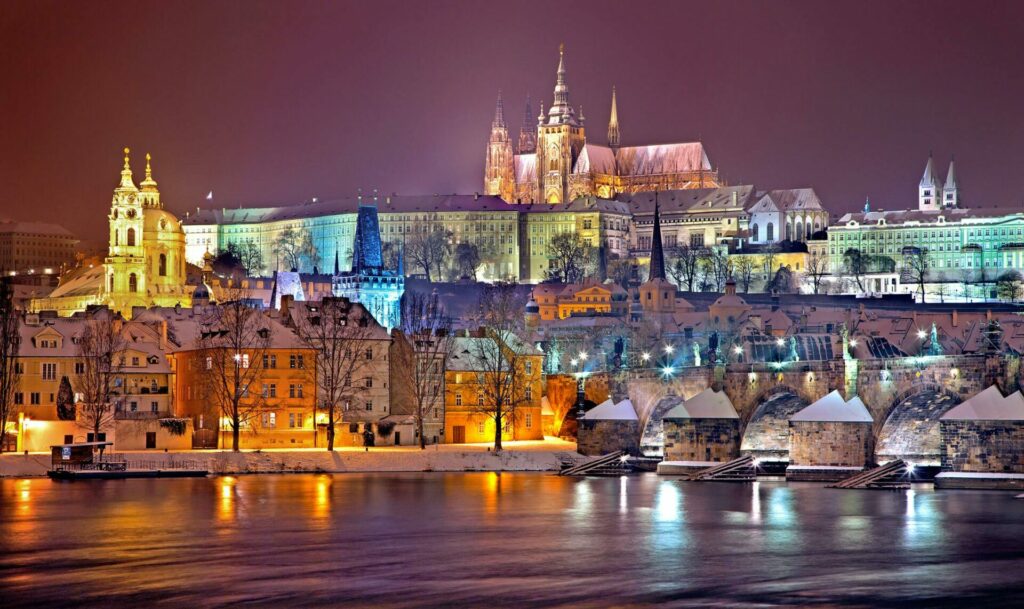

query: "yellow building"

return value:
[443, 334, 544, 444]
[31, 149, 192, 318]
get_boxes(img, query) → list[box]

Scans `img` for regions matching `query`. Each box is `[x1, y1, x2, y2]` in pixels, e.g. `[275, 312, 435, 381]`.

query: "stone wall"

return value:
[722, 361, 840, 422]
[577, 420, 640, 456]
[789, 421, 871, 467]
[663, 418, 739, 462]
[940, 420, 1024, 473]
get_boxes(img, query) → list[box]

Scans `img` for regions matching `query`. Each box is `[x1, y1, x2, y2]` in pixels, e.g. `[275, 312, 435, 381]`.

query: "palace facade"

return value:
[484, 45, 720, 204]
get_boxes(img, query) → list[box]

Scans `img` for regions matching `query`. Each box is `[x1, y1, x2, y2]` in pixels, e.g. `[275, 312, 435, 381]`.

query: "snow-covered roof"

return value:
[583, 398, 638, 421]
[941, 386, 1024, 421]
[663, 388, 738, 419]
[791, 390, 873, 423]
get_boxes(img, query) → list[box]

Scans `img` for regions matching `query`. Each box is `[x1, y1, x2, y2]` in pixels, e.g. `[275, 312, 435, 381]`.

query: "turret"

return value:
[518, 94, 537, 154]
[483, 90, 514, 200]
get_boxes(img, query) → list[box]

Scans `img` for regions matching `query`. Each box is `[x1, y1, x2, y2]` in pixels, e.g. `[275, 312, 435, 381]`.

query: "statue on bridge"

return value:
[787, 336, 800, 362]
[692, 342, 701, 367]
[926, 322, 943, 357]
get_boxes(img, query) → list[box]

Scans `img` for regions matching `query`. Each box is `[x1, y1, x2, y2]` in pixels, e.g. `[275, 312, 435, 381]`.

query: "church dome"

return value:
[525, 298, 539, 314]
[143, 207, 184, 237]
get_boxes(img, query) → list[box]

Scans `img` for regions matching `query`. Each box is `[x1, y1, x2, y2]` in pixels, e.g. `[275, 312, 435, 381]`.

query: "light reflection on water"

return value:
[1, 473, 1024, 608]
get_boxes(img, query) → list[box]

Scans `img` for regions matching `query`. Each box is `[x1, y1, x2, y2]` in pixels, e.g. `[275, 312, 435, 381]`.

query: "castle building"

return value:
[331, 203, 405, 331]
[484, 45, 721, 204]
[31, 149, 191, 318]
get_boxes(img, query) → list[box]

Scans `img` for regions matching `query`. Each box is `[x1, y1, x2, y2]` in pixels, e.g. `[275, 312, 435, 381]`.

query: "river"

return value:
[3, 473, 1024, 608]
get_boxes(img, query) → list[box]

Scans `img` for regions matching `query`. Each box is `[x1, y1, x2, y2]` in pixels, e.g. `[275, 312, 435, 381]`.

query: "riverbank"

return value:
[0, 439, 582, 477]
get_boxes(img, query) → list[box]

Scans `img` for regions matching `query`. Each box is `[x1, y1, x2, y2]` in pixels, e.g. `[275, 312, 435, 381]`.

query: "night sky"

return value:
[3, 0, 1024, 243]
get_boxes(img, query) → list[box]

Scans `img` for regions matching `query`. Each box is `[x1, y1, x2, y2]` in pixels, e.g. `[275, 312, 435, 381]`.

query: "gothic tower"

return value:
[105, 148, 148, 314]
[943, 156, 959, 208]
[518, 94, 537, 154]
[918, 153, 941, 211]
[534, 44, 586, 204]
[483, 90, 514, 200]
[607, 86, 620, 148]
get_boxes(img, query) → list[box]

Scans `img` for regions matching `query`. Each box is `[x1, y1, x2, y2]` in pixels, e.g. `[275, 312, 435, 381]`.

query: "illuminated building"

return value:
[485, 45, 721, 204]
[30, 149, 192, 318]
[827, 156, 1024, 299]
[0, 220, 78, 276]
[331, 203, 404, 331]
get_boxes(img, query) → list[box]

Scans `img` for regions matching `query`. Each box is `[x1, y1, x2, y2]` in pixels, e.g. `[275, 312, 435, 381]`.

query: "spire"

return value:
[140, 153, 158, 191]
[943, 156, 959, 207]
[920, 152, 939, 188]
[518, 93, 537, 153]
[649, 193, 666, 281]
[547, 44, 578, 126]
[607, 86, 620, 148]
[118, 147, 137, 190]
[944, 156, 957, 189]
[492, 89, 506, 130]
[864, 197, 870, 213]
[536, 99, 545, 126]
[334, 249, 340, 275]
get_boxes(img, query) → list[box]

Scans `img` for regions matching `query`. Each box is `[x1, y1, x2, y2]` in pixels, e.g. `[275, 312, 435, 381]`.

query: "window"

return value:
[130, 401, 138, 412]
[263, 412, 276, 428]
[30, 392, 40, 405]
[151, 401, 158, 413]
[268, 384, 277, 398]
[14, 392, 23, 405]
[365, 401, 373, 411]
[205, 357, 212, 370]
[241, 354, 250, 368]
[296, 384, 304, 398]
[131, 356, 140, 367]
[365, 377, 373, 388]
[525, 413, 533, 428]
[263, 354, 277, 369]
[478, 421, 485, 433]
[365, 348, 373, 360]
[349, 423, 359, 433]
[525, 361, 532, 375]
[42, 362, 57, 380]
[158, 253, 167, 276]
[289, 384, 296, 398]
[455, 393, 462, 406]
[128, 273, 138, 293]
[289, 413, 296, 428]
[525, 386, 532, 401]
[15, 362, 24, 374]
[767, 223, 774, 241]
[477, 393, 485, 406]
[127, 228, 136, 246]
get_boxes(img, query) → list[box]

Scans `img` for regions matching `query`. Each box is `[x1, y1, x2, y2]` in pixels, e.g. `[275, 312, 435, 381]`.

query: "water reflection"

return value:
[1, 474, 1023, 609]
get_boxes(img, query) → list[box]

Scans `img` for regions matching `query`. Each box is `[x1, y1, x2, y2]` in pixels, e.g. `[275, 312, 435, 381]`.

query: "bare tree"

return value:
[238, 238, 264, 276]
[76, 313, 126, 442]
[467, 284, 536, 451]
[0, 282, 20, 453]
[196, 297, 271, 451]
[958, 267, 975, 302]
[733, 256, 756, 293]
[291, 297, 380, 451]
[903, 247, 930, 303]
[273, 226, 319, 273]
[454, 243, 481, 280]
[761, 244, 781, 286]
[546, 232, 593, 283]
[407, 228, 451, 282]
[706, 249, 731, 292]
[668, 245, 703, 291]
[996, 271, 1024, 303]
[843, 248, 868, 292]
[805, 250, 829, 294]
[395, 292, 456, 449]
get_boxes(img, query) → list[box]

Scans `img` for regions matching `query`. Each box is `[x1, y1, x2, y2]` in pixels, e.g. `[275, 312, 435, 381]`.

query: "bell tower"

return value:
[535, 44, 586, 204]
[105, 148, 147, 314]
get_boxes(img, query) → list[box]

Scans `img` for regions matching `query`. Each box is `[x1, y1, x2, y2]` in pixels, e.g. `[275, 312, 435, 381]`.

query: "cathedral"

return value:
[484, 45, 721, 204]
[32, 149, 191, 318]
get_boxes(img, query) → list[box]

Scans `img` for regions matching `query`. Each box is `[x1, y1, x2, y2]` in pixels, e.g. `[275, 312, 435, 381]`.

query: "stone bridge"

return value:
[611, 354, 1020, 462]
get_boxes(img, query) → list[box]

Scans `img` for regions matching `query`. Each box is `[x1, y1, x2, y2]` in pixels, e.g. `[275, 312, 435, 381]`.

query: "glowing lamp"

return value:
[849, 339, 858, 348]
[664, 344, 674, 354]
[661, 366, 674, 377]
[917, 330, 927, 339]
[641, 352, 651, 362]
[733, 346, 743, 355]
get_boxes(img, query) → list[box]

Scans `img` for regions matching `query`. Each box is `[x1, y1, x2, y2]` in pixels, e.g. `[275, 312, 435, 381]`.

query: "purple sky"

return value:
[3, 0, 1024, 242]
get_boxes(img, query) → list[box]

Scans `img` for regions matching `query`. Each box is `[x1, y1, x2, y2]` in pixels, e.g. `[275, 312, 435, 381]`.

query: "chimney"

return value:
[986, 309, 992, 322]
[725, 278, 736, 296]
[280, 294, 293, 321]
[159, 320, 168, 350]
[951, 310, 958, 327]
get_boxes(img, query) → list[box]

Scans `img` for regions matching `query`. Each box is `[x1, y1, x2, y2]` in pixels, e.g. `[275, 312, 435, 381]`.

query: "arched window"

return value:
[752, 223, 759, 242]
[114, 231, 119, 246]
[127, 228, 136, 247]
[766, 223, 774, 242]
[109, 275, 114, 292]
[129, 273, 138, 293]
[159, 253, 167, 276]
[806, 221, 813, 240]
[794, 220, 803, 242]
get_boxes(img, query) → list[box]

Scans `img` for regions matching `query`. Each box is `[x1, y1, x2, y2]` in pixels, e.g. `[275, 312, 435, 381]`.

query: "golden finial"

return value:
[145, 153, 152, 179]
[559, 42, 564, 55]
[123, 147, 131, 170]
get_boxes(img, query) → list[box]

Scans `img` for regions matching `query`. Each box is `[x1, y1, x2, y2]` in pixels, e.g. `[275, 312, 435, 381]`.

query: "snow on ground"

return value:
[0, 438, 581, 477]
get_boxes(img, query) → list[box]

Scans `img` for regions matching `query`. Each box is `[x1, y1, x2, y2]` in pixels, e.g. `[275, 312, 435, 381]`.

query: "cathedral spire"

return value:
[649, 193, 666, 281]
[492, 89, 506, 130]
[518, 93, 537, 153]
[140, 152, 158, 191]
[943, 155, 959, 207]
[547, 43, 578, 125]
[607, 86, 620, 148]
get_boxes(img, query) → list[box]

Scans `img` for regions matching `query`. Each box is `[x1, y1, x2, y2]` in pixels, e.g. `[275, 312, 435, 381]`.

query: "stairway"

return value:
[828, 459, 910, 490]
[559, 451, 630, 476]
[687, 455, 756, 482]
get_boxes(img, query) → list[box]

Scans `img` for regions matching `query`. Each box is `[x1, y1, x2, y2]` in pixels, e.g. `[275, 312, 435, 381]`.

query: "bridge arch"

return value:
[739, 385, 812, 461]
[875, 384, 961, 465]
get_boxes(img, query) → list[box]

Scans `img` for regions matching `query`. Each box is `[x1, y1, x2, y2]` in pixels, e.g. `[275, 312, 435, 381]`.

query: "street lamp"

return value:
[733, 345, 743, 355]
[641, 352, 651, 362]
[664, 344, 674, 355]
[579, 351, 588, 361]
[661, 365, 675, 377]
[916, 329, 927, 340]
